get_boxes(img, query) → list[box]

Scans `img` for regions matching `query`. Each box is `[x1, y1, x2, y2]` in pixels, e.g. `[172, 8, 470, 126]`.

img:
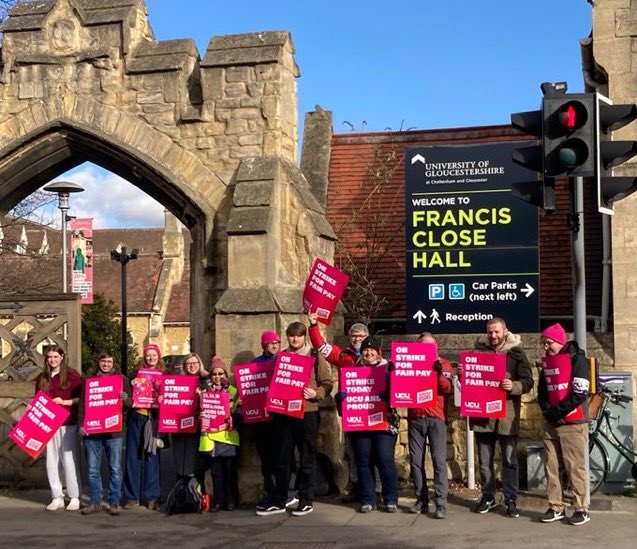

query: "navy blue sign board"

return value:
[405, 143, 540, 334]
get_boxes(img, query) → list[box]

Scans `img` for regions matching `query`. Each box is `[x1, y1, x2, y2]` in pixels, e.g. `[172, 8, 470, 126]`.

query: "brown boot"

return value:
[109, 504, 121, 516]
[81, 504, 101, 515]
[122, 500, 139, 510]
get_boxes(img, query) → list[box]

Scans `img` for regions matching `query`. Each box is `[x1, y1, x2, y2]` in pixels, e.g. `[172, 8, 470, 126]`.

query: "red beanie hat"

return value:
[541, 323, 567, 345]
[261, 330, 280, 349]
[210, 355, 228, 374]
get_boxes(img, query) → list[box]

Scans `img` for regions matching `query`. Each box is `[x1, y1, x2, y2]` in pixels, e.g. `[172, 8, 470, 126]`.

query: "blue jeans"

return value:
[123, 413, 161, 503]
[84, 436, 124, 505]
[350, 431, 398, 507]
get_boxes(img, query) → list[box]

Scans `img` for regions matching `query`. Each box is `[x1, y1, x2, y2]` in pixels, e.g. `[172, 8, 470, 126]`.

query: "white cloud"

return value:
[48, 164, 166, 229]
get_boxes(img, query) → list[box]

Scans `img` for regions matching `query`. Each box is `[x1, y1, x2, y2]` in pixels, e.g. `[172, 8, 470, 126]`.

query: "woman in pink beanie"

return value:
[541, 324, 567, 346]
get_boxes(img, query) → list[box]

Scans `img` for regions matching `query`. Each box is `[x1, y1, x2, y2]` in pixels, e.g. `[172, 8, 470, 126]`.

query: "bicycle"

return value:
[588, 387, 637, 494]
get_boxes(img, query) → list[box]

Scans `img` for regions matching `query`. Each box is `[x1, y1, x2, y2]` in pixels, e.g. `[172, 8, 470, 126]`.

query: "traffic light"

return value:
[543, 93, 596, 178]
[596, 93, 637, 215]
[510, 108, 556, 210]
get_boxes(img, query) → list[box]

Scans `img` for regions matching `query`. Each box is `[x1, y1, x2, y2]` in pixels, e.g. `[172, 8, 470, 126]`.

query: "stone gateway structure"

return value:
[0, 0, 337, 361]
[0, 0, 342, 495]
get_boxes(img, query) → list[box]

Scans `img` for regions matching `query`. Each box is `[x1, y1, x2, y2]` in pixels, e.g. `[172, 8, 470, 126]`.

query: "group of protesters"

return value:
[35, 315, 590, 525]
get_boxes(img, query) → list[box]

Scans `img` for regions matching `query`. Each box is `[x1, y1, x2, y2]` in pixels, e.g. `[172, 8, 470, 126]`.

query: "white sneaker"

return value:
[46, 498, 65, 511]
[66, 498, 80, 511]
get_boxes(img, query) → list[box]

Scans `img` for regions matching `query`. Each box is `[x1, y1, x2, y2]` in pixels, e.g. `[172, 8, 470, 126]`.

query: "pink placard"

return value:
[132, 368, 163, 408]
[542, 354, 584, 421]
[200, 390, 231, 432]
[302, 258, 350, 325]
[158, 375, 199, 433]
[9, 391, 70, 458]
[265, 352, 314, 418]
[235, 361, 274, 423]
[460, 352, 507, 418]
[390, 342, 438, 408]
[340, 366, 389, 431]
[83, 376, 124, 434]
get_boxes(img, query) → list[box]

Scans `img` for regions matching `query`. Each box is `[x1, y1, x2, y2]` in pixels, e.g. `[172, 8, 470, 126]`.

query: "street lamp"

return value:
[110, 247, 139, 376]
[43, 181, 85, 293]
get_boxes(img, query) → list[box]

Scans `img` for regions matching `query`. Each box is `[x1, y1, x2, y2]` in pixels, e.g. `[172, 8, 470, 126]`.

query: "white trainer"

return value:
[66, 498, 80, 511]
[46, 498, 65, 511]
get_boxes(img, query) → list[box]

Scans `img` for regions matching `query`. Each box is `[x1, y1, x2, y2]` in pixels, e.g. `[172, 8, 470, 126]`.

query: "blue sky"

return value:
[40, 0, 592, 227]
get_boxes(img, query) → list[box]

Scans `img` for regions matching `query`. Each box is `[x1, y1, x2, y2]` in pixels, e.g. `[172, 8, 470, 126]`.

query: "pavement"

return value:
[1, 487, 636, 548]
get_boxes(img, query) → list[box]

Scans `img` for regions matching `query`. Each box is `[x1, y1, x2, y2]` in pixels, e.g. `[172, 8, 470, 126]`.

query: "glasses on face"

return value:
[542, 340, 556, 348]
[211, 371, 225, 377]
[184, 361, 199, 367]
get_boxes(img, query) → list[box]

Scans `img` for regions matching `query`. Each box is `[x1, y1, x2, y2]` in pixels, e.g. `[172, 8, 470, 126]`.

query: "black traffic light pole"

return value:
[110, 246, 138, 377]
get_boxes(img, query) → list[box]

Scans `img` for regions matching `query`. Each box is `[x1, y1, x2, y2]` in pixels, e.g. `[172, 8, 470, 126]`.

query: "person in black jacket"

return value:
[538, 323, 590, 526]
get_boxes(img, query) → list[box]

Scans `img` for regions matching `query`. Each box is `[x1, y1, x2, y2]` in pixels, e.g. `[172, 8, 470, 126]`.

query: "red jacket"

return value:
[309, 324, 359, 368]
[407, 357, 453, 423]
[35, 370, 83, 426]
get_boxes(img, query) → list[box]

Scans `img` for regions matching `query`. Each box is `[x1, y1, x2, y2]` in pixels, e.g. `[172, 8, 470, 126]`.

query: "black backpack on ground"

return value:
[165, 477, 202, 515]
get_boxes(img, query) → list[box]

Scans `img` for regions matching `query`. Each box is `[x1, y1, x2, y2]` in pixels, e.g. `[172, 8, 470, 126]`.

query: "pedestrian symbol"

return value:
[430, 309, 441, 324]
[429, 284, 445, 300]
[449, 283, 465, 300]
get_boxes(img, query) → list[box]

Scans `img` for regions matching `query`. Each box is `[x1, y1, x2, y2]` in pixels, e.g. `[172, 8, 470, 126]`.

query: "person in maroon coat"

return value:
[35, 345, 83, 512]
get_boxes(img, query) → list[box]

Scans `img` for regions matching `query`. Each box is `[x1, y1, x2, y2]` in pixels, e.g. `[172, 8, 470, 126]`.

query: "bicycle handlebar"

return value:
[599, 386, 633, 403]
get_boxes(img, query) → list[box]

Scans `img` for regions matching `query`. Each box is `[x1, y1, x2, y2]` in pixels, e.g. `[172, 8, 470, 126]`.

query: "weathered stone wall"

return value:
[591, 0, 637, 433]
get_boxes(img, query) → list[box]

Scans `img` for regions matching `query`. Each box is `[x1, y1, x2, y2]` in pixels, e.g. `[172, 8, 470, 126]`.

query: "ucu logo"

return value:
[270, 398, 284, 407]
[245, 409, 260, 416]
[465, 401, 480, 409]
[395, 392, 410, 399]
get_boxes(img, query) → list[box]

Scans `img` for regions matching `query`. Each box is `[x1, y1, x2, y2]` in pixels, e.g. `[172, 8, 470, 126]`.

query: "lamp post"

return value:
[110, 247, 139, 376]
[43, 181, 85, 293]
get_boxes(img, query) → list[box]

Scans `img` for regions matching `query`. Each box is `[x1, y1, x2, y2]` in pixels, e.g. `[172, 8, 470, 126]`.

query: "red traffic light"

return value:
[557, 101, 588, 131]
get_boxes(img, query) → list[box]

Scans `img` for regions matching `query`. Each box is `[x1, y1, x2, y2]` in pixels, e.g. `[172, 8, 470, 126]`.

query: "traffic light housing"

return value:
[543, 93, 596, 178]
[596, 94, 637, 215]
[510, 109, 556, 210]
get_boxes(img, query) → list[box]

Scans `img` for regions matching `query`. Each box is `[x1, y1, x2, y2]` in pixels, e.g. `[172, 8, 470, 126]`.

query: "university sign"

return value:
[405, 143, 540, 334]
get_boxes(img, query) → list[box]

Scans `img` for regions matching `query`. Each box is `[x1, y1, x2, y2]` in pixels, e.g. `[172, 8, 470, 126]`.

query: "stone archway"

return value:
[0, 0, 338, 363]
[0, 0, 342, 495]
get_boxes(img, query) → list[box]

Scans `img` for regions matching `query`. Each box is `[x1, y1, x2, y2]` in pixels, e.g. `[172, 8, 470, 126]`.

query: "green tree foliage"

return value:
[81, 293, 138, 375]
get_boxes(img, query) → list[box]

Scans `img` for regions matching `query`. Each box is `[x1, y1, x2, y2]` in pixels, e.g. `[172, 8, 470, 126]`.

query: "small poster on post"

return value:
[158, 375, 199, 433]
[83, 376, 124, 434]
[340, 366, 389, 431]
[132, 368, 163, 408]
[390, 342, 438, 408]
[460, 351, 506, 418]
[200, 390, 231, 433]
[9, 391, 70, 458]
[302, 258, 349, 325]
[235, 361, 274, 423]
[265, 352, 314, 418]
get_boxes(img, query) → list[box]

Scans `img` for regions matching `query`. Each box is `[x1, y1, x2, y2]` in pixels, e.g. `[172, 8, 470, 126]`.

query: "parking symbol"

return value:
[428, 284, 445, 300]
[449, 283, 465, 300]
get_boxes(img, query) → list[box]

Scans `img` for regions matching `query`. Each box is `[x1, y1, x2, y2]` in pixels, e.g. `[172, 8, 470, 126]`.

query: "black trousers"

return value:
[200, 454, 238, 508]
[254, 421, 277, 495]
[272, 411, 319, 506]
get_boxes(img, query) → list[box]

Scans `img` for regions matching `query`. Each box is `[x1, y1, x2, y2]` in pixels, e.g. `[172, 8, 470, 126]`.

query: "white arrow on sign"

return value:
[521, 283, 535, 298]
[412, 310, 427, 324]
[411, 154, 425, 165]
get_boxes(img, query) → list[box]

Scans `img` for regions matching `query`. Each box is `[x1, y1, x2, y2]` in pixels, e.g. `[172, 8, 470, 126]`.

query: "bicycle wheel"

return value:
[589, 438, 608, 495]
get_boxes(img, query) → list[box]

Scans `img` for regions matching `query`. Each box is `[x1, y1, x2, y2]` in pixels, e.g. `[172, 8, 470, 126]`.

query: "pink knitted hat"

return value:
[261, 331, 281, 349]
[143, 344, 162, 359]
[541, 323, 567, 345]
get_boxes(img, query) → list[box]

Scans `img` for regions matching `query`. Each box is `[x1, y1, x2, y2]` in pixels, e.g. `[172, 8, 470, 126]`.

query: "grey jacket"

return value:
[469, 332, 534, 436]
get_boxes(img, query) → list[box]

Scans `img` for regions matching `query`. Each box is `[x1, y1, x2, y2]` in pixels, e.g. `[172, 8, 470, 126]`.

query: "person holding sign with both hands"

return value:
[78, 352, 132, 515]
[538, 323, 590, 526]
[336, 337, 399, 514]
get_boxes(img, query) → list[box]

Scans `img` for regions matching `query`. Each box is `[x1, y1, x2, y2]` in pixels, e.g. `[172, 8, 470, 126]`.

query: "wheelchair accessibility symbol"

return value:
[428, 284, 444, 300]
[449, 283, 465, 300]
